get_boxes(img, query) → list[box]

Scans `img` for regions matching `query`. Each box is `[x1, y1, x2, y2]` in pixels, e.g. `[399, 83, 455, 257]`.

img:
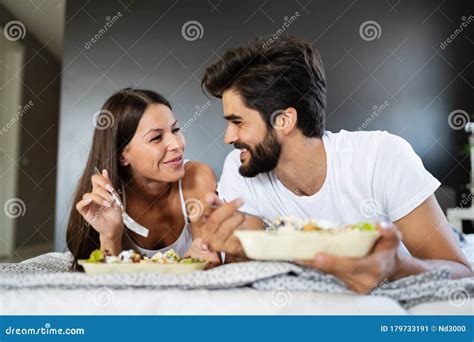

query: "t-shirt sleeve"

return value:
[373, 132, 441, 222]
[217, 150, 260, 216]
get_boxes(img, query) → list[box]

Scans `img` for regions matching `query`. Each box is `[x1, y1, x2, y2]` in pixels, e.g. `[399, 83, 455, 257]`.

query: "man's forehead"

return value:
[223, 89, 244, 105]
[222, 90, 249, 116]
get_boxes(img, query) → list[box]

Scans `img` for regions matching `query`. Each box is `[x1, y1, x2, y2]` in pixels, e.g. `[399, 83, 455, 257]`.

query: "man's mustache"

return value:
[234, 142, 252, 152]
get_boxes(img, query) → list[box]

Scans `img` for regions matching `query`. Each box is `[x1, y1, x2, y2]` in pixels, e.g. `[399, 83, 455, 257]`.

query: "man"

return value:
[198, 35, 472, 293]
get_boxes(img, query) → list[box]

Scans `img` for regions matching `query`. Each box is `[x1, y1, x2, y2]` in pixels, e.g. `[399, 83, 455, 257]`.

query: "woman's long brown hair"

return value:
[66, 88, 172, 270]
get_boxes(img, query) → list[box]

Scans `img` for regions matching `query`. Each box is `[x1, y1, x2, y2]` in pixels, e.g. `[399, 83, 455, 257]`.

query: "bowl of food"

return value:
[234, 216, 380, 260]
[78, 248, 207, 274]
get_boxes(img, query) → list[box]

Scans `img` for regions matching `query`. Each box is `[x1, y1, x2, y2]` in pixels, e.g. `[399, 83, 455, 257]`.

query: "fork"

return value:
[94, 167, 149, 238]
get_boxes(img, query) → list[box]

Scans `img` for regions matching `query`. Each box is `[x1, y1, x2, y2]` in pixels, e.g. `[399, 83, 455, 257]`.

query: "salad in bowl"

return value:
[79, 248, 207, 274]
[234, 216, 380, 260]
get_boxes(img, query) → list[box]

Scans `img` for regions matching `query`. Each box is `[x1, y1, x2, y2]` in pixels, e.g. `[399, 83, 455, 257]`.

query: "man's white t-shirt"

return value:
[217, 130, 440, 226]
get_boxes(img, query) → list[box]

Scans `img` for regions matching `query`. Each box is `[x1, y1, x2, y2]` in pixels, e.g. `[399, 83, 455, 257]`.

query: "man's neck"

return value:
[274, 134, 327, 197]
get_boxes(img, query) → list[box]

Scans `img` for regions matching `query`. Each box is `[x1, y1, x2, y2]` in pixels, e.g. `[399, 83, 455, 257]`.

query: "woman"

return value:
[66, 88, 219, 270]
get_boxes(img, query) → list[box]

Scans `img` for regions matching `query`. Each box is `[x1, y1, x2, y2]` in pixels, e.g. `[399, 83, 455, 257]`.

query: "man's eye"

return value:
[233, 121, 241, 126]
[150, 135, 162, 142]
[172, 128, 181, 134]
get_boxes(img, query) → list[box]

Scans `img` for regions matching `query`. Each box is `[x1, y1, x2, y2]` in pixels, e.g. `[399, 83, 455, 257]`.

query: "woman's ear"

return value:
[270, 107, 297, 134]
[120, 145, 130, 166]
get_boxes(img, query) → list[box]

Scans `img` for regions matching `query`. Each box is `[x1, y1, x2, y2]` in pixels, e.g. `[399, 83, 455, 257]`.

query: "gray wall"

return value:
[0, 5, 60, 252]
[55, 0, 474, 251]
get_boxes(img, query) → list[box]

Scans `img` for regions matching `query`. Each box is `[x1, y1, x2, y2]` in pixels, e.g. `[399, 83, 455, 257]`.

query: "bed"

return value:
[1, 235, 473, 316]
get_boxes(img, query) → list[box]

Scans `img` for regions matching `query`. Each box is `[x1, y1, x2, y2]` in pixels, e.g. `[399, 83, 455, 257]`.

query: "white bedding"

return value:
[1, 288, 471, 315]
[0, 288, 407, 315]
[1, 235, 472, 316]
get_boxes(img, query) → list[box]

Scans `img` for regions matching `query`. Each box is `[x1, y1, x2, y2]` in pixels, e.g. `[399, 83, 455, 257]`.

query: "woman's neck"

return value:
[125, 176, 175, 210]
[122, 179, 182, 250]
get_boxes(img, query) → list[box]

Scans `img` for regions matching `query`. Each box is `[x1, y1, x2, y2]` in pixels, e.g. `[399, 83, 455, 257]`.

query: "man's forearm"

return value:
[224, 252, 250, 264]
[389, 254, 473, 280]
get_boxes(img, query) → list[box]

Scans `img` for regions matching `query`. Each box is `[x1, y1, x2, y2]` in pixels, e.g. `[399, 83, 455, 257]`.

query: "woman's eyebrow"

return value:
[143, 120, 179, 137]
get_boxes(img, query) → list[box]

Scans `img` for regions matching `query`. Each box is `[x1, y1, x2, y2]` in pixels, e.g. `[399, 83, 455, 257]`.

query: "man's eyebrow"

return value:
[143, 120, 178, 137]
[224, 114, 242, 121]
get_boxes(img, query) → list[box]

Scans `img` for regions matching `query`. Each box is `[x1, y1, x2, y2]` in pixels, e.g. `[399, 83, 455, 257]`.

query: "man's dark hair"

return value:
[201, 35, 327, 138]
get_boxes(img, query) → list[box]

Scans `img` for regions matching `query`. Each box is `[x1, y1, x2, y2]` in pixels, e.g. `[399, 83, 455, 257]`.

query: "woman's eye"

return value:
[150, 135, 162, 142]
[172, 128, 181, 134]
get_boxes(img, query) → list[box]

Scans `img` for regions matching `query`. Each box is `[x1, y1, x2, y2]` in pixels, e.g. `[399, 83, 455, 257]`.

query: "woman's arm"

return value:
[181, 162, 222, 265]
[182, 161, 218, 238]
[100, 234, 122, 255]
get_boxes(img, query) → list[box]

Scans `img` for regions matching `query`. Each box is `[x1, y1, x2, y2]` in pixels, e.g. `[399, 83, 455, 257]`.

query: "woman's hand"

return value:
[75, 170, 124, 243]
[296, 222, 403, 294]
[185, 237, 222, 269]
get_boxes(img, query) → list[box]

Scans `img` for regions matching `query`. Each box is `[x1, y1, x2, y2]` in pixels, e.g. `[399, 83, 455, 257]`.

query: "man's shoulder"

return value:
[326, 130, 407, 153]
[326, 129, 386, 144]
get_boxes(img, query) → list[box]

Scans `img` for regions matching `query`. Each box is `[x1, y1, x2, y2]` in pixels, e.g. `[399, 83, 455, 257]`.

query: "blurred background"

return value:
[0, 0, 473, 262]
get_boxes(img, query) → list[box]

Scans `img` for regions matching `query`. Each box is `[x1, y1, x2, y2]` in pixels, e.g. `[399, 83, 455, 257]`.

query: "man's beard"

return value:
[234, 129, 282, 177]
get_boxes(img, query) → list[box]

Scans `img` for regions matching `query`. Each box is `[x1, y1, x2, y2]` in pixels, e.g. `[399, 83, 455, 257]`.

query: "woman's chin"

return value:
[161, 167, 185, 183]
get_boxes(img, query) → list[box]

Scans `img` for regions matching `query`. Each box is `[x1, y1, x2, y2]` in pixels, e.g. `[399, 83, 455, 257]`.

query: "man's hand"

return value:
[296, 222, 403, 294]
[185, 237, 222, 269]
[199, 193, 246, 256]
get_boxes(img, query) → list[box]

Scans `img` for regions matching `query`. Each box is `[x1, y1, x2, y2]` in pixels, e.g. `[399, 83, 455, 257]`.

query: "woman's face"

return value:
[121, 103, 186, 184]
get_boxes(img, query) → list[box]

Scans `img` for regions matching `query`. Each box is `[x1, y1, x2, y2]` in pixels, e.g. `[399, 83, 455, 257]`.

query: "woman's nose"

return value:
[167, 132, 184, 150]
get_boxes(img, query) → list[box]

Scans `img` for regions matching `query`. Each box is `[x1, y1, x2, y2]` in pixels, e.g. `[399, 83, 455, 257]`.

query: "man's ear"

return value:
[270, 107, 297, 135]
[120, 145, 130, 166]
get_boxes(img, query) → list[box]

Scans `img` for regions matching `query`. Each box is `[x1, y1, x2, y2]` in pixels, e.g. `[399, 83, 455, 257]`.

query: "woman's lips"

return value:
[163, 155, 183, 166]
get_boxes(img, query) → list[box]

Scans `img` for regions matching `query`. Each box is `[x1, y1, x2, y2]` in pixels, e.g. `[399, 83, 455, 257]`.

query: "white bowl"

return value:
[234, 229, 380, 260]
[78, 260, 207, 275]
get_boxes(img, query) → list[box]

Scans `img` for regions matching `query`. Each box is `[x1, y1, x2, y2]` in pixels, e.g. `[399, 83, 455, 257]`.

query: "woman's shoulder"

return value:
[182, 161, 217, 196]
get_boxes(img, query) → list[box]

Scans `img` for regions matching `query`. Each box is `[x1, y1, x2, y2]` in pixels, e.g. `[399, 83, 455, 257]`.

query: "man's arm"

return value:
[298, 195, 472, 294]
[390, 194, 472, 280]
[223, 214, 264, 263]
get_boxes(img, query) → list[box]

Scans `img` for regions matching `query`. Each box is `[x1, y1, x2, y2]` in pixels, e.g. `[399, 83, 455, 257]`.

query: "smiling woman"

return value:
[66, 88, 220, 271]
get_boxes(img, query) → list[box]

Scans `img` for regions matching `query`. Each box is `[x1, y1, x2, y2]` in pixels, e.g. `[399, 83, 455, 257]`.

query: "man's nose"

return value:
[224, 125, 237, 145]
